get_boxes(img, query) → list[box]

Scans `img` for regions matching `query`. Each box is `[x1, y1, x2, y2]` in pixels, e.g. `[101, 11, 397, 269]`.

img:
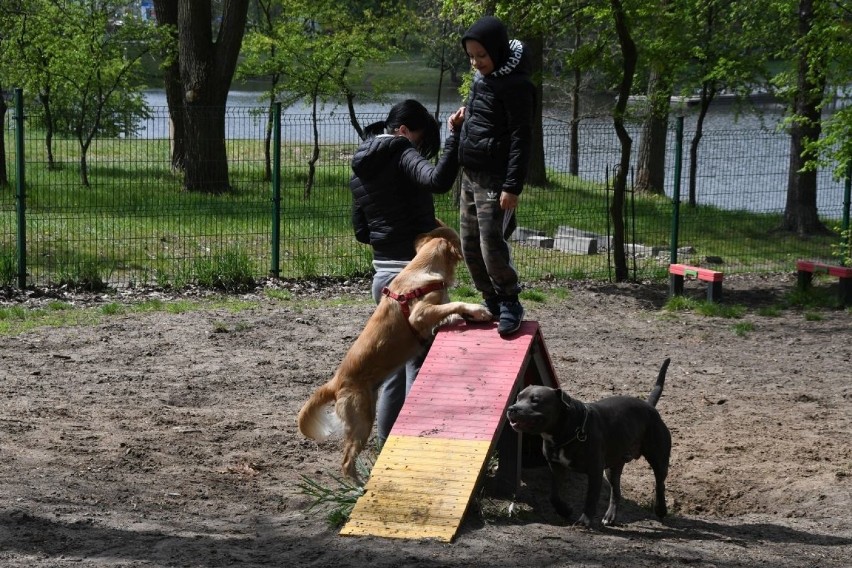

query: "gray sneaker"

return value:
[498, 300, 524, 336]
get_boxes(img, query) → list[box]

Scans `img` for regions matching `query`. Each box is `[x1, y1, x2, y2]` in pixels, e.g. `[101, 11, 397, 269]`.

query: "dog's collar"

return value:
[554, 398, 589, 448]
[382, 281, 446, 345]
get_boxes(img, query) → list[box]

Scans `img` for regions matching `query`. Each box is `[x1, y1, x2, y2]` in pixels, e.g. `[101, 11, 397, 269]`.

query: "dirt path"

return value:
[0, 275, 850, 567]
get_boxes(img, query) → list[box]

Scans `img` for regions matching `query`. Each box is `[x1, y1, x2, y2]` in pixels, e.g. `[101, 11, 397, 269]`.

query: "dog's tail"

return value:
[647, 358, 671, 407]
[297, 381, 344, 441]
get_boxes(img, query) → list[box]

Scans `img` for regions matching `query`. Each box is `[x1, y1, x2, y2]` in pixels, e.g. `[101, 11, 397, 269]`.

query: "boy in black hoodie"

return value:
[456, 15, 534, 337]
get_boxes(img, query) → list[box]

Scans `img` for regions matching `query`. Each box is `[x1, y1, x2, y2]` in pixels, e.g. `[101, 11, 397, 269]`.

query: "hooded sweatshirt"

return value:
[459, 16, 535, 195]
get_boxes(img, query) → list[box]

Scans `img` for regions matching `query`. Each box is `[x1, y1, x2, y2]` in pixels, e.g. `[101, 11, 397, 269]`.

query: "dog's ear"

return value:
[414, 232, 433, 252]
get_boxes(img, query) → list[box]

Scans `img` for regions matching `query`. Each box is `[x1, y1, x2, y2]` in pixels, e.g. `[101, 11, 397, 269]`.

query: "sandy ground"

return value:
[0, 274, 850, 567]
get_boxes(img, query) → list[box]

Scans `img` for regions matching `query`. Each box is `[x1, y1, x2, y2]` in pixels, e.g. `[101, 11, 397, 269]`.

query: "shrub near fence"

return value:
[1, 103, 849, 290]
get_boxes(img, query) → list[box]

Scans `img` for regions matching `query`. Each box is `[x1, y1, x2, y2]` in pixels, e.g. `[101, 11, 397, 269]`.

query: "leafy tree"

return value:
[50, 1, 157, 187]
[2, 0, 64, 170]
[546, 1, 608, 177]
[239, 0, 407, 197]
[153, 0, 250, 194]
[4, 1, 158, 186]
[608, 0, 638, 282]
[773, 0, 852, 236]
[678, 0, 783, 207]
[799, 0, 852, 205]
[413, 0, 468, 119]
[631, 0, 689, 195]
[150, 1, 186, 173]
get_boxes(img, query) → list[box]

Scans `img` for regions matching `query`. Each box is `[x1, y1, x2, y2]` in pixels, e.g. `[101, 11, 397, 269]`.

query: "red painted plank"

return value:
[669, 263, 724, 282]
[796, 259, 852, 278]
[393, 321, 541, 441]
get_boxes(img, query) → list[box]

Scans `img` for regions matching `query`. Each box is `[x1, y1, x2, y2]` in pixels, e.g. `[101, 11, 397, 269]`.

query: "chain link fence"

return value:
[1, 102, 849, 289]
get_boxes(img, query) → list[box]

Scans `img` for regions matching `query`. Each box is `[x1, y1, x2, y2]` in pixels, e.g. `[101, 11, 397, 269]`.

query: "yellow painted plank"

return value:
[341, 437, 492, 542]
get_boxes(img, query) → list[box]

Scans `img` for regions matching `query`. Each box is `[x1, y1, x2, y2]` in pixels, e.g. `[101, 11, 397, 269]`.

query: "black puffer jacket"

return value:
[350, 133, 460, 261]
[458, 39, 535, 195]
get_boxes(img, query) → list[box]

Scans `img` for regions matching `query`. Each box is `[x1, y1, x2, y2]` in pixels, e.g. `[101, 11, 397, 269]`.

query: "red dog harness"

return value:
[381, 281, 446, 345]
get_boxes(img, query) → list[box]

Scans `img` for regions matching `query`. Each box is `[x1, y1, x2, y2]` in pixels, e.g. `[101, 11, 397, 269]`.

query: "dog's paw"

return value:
[465, 305, 493, 322]
[574, 514, 594, 528]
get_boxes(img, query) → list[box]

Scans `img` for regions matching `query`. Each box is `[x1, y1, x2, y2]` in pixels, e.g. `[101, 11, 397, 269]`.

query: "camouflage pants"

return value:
[459, 169, 520, 301]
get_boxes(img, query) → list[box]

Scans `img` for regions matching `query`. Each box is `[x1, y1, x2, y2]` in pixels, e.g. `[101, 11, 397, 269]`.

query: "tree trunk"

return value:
[524, 34, 547, 187]
[610, 0, 637, 282]
[176, 0, 249, 193]
[569, 23, 582, 177]
[0, 86, 7, 187]
[780, 0, 828, 235]
[688, 82, 715, 207]
[152, 0, 187, 172]
[635, 66, 671, 195]
[38, 90, 56, 170]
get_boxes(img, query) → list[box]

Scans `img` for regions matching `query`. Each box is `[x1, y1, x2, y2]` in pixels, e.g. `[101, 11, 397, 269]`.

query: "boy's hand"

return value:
[448, 107, 465, 132]
[500, 191, 518, 210]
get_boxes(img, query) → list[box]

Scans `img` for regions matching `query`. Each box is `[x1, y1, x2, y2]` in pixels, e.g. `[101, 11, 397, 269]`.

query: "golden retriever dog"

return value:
[297, 225, 493, 481]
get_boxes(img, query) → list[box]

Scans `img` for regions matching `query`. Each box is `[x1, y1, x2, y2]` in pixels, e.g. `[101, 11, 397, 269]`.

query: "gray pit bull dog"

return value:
[506, 358, 671, 527]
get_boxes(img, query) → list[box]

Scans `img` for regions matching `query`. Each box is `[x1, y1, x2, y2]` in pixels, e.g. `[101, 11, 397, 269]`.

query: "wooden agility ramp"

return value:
[340, 320, 558, 542]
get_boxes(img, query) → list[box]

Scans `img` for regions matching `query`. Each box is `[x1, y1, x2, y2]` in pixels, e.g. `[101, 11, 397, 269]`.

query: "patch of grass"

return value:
[296, 456, 373, 527]
[784, 284, 841, 309]
[696, 302, 746, 319]
[663, 296, 745, 318]
[451, 283, 479, 301]
[265, 288, 293, 301]
[757, 305, 782, 317]
[0, 253, 16, 287]
[520, 289, 546, 303]
[100, 302, 124, 315]
[194, 248, 256, 293]
[804, 311, 823, 321]
[733, 321, 755, 336]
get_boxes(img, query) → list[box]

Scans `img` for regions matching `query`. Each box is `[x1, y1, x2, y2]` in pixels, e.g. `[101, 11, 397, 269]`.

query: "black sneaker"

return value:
[463, 297, 500, 323]
[483, 297, 500, 321]
[497, 300, 524, 336]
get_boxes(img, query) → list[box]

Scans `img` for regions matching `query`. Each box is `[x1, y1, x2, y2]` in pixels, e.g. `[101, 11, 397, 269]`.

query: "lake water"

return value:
[141, 90, 849, 217]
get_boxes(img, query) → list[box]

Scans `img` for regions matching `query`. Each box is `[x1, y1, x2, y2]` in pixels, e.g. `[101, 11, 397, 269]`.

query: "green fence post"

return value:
[14, 88, 26, 289]
[843, 160, 851, 233]
[843, 160, 851, 267]
[271, 102, 281, 278]
[670, 115, 684, 265]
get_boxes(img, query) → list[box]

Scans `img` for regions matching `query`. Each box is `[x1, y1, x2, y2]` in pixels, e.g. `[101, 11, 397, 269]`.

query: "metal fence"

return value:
[1, 99, 850, 290]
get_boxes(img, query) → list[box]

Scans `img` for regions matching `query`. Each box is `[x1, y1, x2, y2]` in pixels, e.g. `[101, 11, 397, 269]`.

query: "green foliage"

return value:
[193, 248, 256, 293]
[520, 289, 546, 303]
[784, 285, 840, 310]
[0, 252, 16, 287]
[732, 321, 755, 337]
[55, 258, 110, 292]
[297, 469, 368, 527]
[831, 225, 852, 267]
[663, 296, 745, 319]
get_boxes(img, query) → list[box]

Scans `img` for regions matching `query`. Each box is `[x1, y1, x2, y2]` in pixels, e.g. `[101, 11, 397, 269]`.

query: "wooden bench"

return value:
[669, 263, 724, 302]
[795, 259, 852, 306]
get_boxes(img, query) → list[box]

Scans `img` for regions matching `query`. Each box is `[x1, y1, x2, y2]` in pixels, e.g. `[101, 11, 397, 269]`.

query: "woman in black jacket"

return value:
[349, 99, 463, 448]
